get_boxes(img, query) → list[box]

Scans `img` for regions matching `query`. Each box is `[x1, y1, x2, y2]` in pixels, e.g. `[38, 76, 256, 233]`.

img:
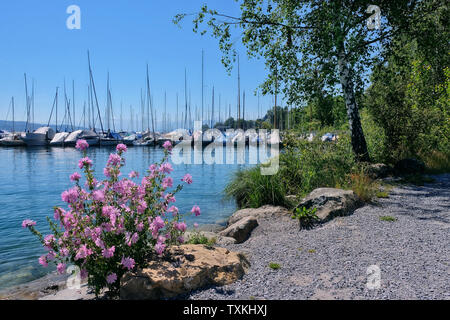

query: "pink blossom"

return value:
[61, 187, 79, 203]
[102, 246, 115, 258]
[92, 189, 105, 202]
[182, 174, 193, 184]
[175, 222, 187, 232]
[168, 206, 179, 217]
[75, 139, 89, 151]
[159, 162, 173, 174]
[162, 140, 173, 151]
[193, 223, 199, 228]
[116, 143, 127, 153]
[162, 177, 173, 189]
[60, 247, 69, 257]
[106, 273, 117, 284]
[191, 205, 201, 216]
[103, 167, 112, 177]
[121, 257, 135, 270]
[57, 263, 66, 274]
[136, 221, 144, 232]
[177, 236, 185, 243]
[107, 153, 122, 166]
[129, 171, 139, 178]
[22, 219, 36, 228]
[75, 244, 92, 260]
[39, 255, 48, 267]
[154, 241, 166, 256]
[78, 157, 93, 169]
[70, 172, 81, 182]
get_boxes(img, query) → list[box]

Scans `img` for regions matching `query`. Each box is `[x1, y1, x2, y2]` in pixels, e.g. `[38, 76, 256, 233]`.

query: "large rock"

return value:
[184, 231, 237, 245]
[120, 245, 249, 300]
[227, 205, 291, 225]
[296, 188, 363, 222]
[367, 163, 392, 179]
[394, 158, 425, 175]
[219, 216, 258, 243]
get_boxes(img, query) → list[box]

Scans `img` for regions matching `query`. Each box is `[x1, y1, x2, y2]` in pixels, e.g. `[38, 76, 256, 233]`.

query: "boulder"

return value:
[184, 231, 237, 246]
[120, 245, 249, 299]
[296, 188, 363, 222]
[227, 205, 290, 226]
[219, 216, 258, 243]
[367, 163, 392, 179]
[394, 158, 425, 175]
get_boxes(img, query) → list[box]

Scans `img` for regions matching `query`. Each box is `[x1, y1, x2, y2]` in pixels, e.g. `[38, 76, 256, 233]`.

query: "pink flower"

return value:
[75, 244, 92, 260]
[162, 140, 173, 151]
[168, 206, 179, 217]
[60, 247, 69, 257]
[92, 189, 105, 202]
[102, 246, 115, 258]
[191, 205, 201, 216]
[103, 167, 112, 177]
[193, 223, 199, 228]
[61, 187, 79, 203]
[116, 144, 127, 153]
[154, 241, 166, 256]
[106, 273, 117, 284]
[107, 153, 122, 166]
[38, 255, 48, 267]
[70, 172, 81, 182]
[57, 263, 66, 274]
[175, 222, 187, 232]
[75, 139, 89, 151]
[162, 177, 173, 189]
[129, 171, 139, 178]
[182, 174, 193, 184]
[121, 257, 135, 270]
[22, 219, 36, 228]
[159, 163, 173, 174]
[78, 157, 93, 169]
[136, 221, 144, 232]
[177, 236, 185, 243]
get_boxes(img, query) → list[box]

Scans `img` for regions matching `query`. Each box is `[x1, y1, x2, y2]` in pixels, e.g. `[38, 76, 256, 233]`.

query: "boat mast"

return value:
[73, 80, 76, 130]
[146, 64, 155, 138]
[201, 50, 204, 126]
[87, 51, 104, 134]
[243, 90, 245, 130]
[24, 74, 30, 132]
[237, 55, 241, 129]
[12, 97, 15, 134]
[211, 86, 214, 128]
[184, 68, 188, 129]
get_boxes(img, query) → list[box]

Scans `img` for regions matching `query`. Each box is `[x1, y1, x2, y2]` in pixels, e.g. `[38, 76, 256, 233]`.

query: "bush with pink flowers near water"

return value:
[22, 140, 200, 297]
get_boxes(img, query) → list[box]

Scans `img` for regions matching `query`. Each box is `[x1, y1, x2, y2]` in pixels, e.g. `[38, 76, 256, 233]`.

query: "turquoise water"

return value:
[0, 145, 261, 290]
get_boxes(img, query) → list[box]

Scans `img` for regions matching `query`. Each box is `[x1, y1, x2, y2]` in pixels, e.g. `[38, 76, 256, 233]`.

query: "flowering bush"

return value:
[23, 140, 199, 297]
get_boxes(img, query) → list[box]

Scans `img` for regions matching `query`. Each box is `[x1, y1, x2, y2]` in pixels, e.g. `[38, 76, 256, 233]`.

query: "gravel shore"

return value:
[186, 174, 450, 300]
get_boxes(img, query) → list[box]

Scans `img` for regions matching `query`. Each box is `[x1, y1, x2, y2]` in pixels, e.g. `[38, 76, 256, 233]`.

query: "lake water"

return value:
[0, 145, 264, 290]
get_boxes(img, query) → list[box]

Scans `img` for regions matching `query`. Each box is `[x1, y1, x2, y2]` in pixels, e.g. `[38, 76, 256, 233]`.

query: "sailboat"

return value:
[0, 97, 26, 147]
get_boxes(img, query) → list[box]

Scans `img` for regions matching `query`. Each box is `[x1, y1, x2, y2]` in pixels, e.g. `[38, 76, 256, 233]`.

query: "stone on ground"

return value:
[296, 188, 363, 222]
[219, 216, 258, 243]
[227, 205, 291, 225]
[120, 244, 250, 300]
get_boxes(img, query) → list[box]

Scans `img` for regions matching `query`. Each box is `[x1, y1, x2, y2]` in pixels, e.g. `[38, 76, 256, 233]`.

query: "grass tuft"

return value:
[268, 262, 281, 270]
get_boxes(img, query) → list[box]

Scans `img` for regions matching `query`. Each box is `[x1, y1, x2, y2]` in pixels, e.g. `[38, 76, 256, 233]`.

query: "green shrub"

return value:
[379, 216, 397, 222]
[186, 232, 216, 246]
[268, 262, 281, 270]
[376, 191, 389, 198]
[292, 207, 319, 229]
[224, 166, 289, 209]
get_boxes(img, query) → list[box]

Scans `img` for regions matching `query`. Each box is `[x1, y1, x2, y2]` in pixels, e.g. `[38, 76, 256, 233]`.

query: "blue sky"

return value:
[0, 0, 277, 129]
